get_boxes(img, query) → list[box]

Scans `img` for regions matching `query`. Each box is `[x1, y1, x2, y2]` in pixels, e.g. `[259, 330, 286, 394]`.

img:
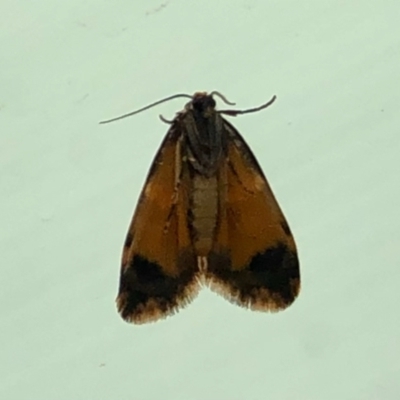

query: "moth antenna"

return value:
[210, 91, 236, 106]
[159, 114, 174, 124]
[219, 95, 277, 117]
[99, 93, 192, 124]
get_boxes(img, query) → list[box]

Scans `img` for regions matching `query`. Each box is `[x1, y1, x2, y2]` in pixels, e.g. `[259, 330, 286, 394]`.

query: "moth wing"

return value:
[208, 121, 300, 311]
[117, 127, 199, 324]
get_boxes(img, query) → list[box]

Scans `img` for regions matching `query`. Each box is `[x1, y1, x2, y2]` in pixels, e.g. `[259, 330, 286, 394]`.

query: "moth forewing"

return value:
[117, 126, 199, 324]
[206, 120, 300, 311]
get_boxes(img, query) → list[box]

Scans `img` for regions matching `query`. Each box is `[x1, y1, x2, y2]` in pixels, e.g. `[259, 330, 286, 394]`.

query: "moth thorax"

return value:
[191, 174, 218, 257]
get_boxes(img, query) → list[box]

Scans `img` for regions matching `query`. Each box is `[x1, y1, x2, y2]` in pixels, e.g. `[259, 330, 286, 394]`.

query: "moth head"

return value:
[190, 92, 217, 114]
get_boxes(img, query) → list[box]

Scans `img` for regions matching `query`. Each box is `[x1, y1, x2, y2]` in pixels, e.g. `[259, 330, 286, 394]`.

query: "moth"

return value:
[101, 91, 300, 324]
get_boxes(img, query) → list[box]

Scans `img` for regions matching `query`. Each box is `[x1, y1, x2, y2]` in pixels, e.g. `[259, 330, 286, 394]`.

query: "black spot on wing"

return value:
[117, 254, 198, 322]
[246, 243, 299, 303]
[208, 242, 300, 309]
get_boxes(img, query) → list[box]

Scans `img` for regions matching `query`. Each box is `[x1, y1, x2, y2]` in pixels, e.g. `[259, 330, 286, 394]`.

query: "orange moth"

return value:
[101, 92, 300, 324]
